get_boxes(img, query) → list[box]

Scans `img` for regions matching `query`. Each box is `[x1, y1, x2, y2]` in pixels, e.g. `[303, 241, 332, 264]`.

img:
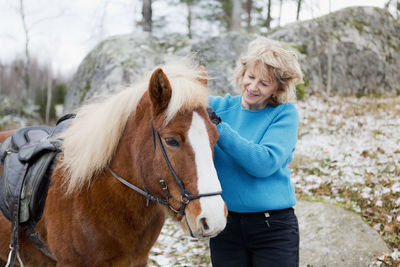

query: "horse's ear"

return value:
[149, 68, 172, 117]
[197, 66, 208, 87]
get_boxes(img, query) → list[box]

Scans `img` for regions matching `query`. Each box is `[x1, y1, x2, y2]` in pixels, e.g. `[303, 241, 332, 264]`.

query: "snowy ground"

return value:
[148, 95, 400, 266]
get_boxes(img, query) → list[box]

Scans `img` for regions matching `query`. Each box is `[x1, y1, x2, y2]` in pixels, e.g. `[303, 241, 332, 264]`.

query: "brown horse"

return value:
[0, 62, 227, 266]
[0, 130, 14, 143]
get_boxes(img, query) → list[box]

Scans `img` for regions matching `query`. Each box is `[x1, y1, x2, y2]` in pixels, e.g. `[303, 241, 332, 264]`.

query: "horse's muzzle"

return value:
[181, 195, 227, 238]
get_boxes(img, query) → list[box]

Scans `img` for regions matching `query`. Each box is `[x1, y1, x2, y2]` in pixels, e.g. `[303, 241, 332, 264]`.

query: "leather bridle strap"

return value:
[108, 168, 169, 207]
[153, 128, 222, 215]
[108, 126, 222, 216]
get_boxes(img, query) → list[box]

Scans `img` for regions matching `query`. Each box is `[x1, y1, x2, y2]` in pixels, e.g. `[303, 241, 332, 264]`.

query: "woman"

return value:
[208, 37, 303, 267]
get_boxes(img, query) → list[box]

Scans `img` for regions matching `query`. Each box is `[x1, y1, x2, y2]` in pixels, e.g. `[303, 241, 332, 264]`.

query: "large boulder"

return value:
[268, 6, 400, 96]
[0, 95, 41, 130]
[296, 200, 390, 266]
[64, 6, 400, 111]
[64, 32, 192, 112]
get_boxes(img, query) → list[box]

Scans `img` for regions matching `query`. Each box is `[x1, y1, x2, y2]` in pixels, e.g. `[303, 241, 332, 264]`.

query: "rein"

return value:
[108, 126, 222, 216]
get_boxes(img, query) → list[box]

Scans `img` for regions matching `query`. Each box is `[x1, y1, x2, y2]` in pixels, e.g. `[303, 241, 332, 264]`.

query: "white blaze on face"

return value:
[187, 112, 226, 236]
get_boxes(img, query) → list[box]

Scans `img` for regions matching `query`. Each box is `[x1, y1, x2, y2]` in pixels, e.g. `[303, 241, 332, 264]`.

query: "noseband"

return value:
[108, 126, 222, 216]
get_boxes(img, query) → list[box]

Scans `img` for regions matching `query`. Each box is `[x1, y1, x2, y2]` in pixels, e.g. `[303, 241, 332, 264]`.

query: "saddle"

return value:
[0, 114, 74, 266]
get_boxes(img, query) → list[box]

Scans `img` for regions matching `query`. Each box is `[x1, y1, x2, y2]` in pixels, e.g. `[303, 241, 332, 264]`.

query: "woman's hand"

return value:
[206, 106, 222, 125]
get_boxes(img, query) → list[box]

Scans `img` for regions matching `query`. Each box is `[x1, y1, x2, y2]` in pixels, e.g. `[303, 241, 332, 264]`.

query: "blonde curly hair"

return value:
[234, 37, 303, 105]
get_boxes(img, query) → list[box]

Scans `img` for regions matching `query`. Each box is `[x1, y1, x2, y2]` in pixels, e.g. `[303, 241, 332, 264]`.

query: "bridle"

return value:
[108, 124, 222, 216]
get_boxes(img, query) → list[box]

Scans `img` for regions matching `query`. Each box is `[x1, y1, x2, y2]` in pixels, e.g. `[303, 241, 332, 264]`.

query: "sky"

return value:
[0, 0, 388, 76]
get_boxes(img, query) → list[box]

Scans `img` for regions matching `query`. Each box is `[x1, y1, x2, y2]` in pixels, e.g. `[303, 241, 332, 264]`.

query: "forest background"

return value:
[0, 0, 399, 124]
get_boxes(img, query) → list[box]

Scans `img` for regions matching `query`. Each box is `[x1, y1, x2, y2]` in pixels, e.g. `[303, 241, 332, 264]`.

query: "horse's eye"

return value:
[164, 137, 180, 147]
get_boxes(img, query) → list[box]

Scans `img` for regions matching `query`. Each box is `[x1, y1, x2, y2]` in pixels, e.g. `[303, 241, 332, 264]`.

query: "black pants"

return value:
[210, 208, 299, 267]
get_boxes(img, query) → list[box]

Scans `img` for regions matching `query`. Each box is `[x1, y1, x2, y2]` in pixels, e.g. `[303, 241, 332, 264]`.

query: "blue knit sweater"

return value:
[209, 94, 298, 212]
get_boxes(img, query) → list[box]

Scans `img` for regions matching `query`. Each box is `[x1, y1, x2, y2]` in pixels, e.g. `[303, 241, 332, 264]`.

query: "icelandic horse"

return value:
[0, 61, 227, 266]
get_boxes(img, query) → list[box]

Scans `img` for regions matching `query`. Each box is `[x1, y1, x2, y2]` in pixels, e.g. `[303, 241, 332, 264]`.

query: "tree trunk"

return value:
[232, 0, 241, 31]
[326, 0, 332, 95]
[266, 0, 272, 29]
[296, 0, 302, 21]
[45, 70, 52, 124]
[19, 0, 31, 100]
[246, 0, 252, 32]
[278, 0, 283, 26]
[221, 0, 233, 31]
[187, 2, 193, 38]
[142, 0, 152, 33]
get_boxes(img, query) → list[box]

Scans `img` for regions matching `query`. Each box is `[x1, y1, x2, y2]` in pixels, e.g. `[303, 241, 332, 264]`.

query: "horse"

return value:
[0, 130, 14, 143]
[0, 61, 227, 266]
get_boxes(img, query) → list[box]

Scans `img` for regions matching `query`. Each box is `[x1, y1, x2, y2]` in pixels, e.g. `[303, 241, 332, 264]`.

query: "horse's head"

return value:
[134, 67, 227, 238]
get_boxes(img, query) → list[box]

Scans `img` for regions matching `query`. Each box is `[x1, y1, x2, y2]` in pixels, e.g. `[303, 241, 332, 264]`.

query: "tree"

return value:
[245, 0, 253, 32]
[19, 0, 32, 100]
[385, 0, 400, 19]
[296, 0, 303, 20]
[221, 0, 233, 31]
[326, 0, 332, 95]
[142, 0, 152, 32]
[232, 0, 242, 31]
[265, 0, 272, 29]
[179, 0, 195, 38]
[45, 68, 52, 124]
[278, 0, 283, 26]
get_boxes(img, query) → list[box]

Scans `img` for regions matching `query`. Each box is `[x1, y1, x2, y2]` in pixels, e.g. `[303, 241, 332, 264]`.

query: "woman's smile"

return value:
[241, 65, 278, 110]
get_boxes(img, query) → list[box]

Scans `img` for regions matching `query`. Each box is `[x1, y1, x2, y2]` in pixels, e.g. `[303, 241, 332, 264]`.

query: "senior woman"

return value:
[208, 37, 303, 267]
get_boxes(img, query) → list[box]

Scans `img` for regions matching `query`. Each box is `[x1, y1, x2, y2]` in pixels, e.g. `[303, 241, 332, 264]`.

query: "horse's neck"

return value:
[82, 97, 162, 228]
[89, 170, 161, 219]
[46, 168, 165, 248]
[99, 103, 157, 216]
[110, 97, 154, 191]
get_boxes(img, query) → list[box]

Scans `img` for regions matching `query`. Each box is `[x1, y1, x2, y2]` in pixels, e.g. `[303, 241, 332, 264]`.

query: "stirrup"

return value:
[5, 245, 24, 267]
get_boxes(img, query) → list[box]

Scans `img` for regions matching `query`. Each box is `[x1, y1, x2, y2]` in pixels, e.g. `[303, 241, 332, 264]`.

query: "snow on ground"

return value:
[148, 95, 400, 266]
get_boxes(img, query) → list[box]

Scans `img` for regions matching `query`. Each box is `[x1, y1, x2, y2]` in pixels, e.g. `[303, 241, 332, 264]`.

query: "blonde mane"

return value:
[59, 60, 209, 193]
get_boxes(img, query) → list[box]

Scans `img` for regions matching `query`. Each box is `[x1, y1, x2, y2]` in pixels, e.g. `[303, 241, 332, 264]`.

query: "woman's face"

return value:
[241, 65, 278, 110]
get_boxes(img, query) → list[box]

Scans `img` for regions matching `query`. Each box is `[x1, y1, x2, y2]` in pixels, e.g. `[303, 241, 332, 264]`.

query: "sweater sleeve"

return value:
[216, 104, 299, 178]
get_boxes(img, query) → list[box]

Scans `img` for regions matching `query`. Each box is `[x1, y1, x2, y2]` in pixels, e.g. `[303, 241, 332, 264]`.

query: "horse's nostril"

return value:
[200, 217, 210, 231]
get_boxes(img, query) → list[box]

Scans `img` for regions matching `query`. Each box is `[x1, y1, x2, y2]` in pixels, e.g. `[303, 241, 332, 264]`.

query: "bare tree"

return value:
[265, 0, 272, 29]
[97, 0, 110, 40]
[326, 0, 332, 95]
[245, 0, 253, 32]
[142, 0, 152, 32]
[232, 0, 242, 31]
[386, 0, 400, 19]
[219, 0, 233, 31]
[14, 0, 65, 105]
[385, 0, 393, 9]
[19, 0, 32, 99]
[179, 0, 194, 38]
[278, 0, 283, 26]
[45, 68, 52, 124]
[296, 0, 303, 20]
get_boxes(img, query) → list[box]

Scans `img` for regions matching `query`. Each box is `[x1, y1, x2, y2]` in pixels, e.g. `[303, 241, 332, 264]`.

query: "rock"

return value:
[268, 6, 400, 96]
[64, 6, 400, 111]
[0, 95, 41, 130]
[63, 31, 301, 112]
[295, 200, 390, 266]
[64, 32, 191, 112]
